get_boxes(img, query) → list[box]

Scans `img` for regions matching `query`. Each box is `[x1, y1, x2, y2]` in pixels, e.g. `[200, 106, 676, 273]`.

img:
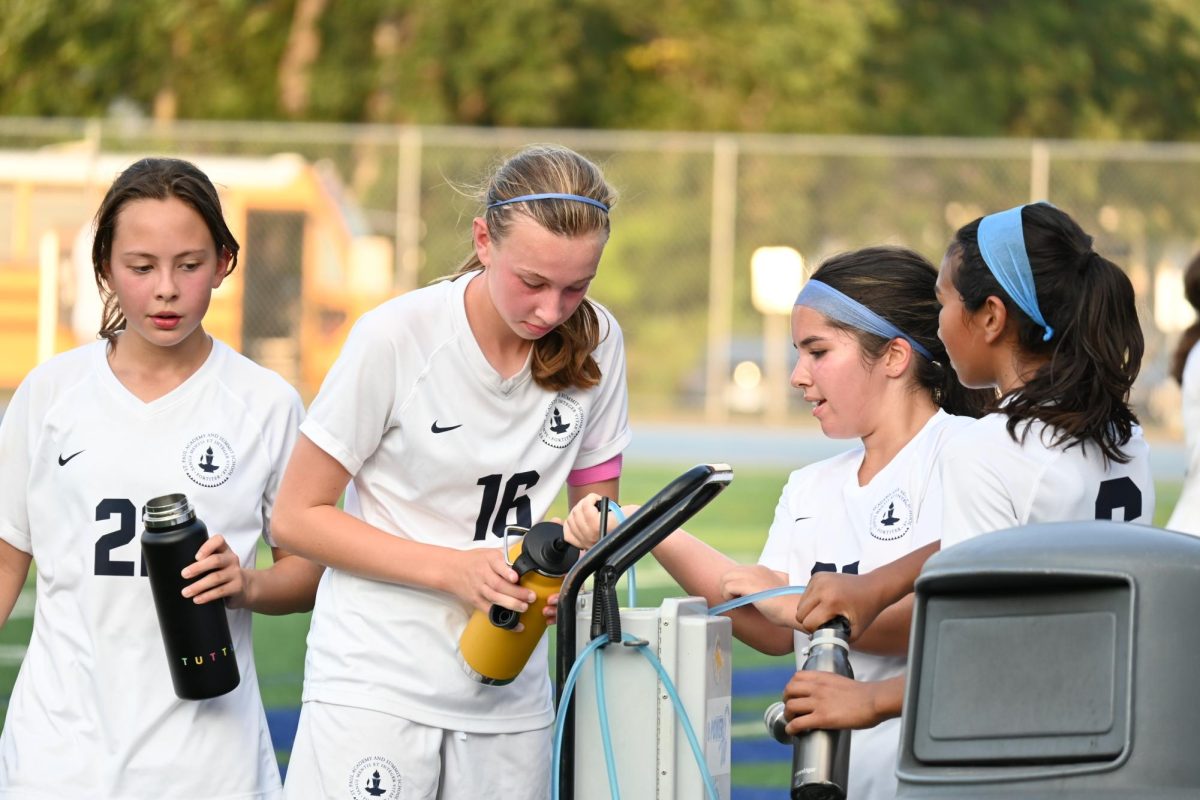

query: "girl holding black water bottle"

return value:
[0, 157, 322, 798]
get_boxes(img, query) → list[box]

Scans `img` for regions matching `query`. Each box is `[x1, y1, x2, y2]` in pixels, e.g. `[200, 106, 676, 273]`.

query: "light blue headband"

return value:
[977, 203, 1054, 342]
[795, 279, 934, 360]
[487, 192, 609, 212]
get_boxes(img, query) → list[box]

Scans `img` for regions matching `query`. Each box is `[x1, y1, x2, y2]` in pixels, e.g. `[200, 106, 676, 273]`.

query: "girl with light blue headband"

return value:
[791, 203, 1153, 749]
[566, 246, 989, 800]
[274, 144, 631, 800]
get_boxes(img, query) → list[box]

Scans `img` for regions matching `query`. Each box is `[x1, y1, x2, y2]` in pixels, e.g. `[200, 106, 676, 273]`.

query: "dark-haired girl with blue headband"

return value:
[273, 144, 631, 800]
[567, 246, 990, 799]
[792, 202, 1153, 734]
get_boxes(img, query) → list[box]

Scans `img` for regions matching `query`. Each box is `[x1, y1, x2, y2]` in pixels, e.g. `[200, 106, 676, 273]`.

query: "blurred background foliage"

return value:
[3, 0, 1199, 141]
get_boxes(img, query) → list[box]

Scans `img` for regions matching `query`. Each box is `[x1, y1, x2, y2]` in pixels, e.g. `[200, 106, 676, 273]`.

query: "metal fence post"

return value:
[705, 136, 738, 423]
[395, 125, 423, 294]
[1030, 140, 1050, 201]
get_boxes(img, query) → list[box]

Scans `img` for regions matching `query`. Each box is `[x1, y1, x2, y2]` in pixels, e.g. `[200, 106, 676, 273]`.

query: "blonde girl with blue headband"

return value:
[567, 246, 989, 800]
[272, 145, 631, 800]
[789, 202, 1153, 733]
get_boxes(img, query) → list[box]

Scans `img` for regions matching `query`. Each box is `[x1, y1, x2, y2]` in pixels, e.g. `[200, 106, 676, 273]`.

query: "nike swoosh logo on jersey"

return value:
[431, 421, 462, 434]
[58, 450, 85, 466]
[795, 516, 811, 522]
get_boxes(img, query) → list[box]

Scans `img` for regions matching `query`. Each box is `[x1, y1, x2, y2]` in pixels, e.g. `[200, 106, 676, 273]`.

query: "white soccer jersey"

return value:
[758, 410, 972, 800]
[1168, 345, 1200, 535]
[937, 413, 1154, 549]
[298, 271, 631, 733]
[0, 338, 302, 799]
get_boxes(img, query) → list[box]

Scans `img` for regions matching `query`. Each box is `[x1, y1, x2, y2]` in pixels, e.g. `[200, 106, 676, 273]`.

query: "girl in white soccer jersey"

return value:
[790, 201, 1153, 732]
[1166, 252, 1200, 534]
[272, 145, 631, 800]
[0, 158, 323, 798]
[567, 247, 989, 800]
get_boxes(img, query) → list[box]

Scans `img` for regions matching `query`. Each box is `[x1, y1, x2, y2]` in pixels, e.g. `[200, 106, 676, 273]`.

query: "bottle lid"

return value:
[143, 493, 195, 529]
[518, 521, 580, 577]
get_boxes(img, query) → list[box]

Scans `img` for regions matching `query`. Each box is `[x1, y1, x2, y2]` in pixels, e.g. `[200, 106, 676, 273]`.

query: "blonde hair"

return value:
[449, 145, 617, 391]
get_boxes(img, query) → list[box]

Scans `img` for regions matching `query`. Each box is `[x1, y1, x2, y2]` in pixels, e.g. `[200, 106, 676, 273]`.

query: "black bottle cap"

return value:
[816, 616, 850, 638]
[514, 521, 579, 577]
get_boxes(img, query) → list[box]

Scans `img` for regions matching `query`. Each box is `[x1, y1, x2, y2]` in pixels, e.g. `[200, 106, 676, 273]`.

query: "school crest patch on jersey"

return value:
[870, 488, 912, 541]
[181, 433, 237, 488]
[348, 755, 402, 799]
[540, 393, 584, 449]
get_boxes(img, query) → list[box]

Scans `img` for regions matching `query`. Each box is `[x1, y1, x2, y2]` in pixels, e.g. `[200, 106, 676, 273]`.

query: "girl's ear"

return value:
[883, 337, 915, 378]
[472, 217, 492, 268]
[212, 247, 233, 289]
[978, 295, 1009, 345]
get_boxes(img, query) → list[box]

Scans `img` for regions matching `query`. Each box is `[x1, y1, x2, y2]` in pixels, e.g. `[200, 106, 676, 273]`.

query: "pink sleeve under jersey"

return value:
[566, 453, 623, 487]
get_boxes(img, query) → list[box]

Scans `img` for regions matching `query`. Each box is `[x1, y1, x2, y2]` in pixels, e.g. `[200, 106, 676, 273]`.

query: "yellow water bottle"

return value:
[458, 521, 580, 685]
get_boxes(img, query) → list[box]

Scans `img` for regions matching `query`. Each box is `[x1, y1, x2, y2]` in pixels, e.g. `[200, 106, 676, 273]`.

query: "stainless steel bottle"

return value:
[141, 493, 240, 700]
[764, 617, 854, 800]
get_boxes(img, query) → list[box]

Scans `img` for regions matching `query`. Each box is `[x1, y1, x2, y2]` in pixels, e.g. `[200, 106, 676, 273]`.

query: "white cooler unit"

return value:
[572, 595, 733, 800]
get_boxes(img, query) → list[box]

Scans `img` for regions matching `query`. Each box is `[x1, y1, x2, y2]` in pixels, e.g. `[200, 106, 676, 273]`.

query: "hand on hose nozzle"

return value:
[794, 571, 885, 640]
[562, 492, 637, 549]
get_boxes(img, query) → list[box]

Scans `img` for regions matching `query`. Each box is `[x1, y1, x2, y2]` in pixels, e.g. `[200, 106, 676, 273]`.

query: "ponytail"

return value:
[952, 204, 1143, 463]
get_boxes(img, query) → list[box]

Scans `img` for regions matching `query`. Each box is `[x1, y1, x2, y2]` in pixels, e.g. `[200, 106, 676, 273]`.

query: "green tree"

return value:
[862, 0, 1200, 140]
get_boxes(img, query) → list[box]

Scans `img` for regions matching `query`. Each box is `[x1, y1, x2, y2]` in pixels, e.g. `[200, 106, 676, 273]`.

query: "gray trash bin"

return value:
[896, 520, 1200, 799]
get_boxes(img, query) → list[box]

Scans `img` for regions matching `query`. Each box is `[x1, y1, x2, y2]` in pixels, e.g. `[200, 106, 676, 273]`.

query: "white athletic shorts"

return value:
[282, 700, 553, 800]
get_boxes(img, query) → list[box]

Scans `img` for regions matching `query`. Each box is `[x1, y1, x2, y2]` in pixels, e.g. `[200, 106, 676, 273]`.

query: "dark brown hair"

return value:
[948, 203, 1143, 463]
[810, 246, 991, 419]
[1170, 251, 1200, 384]
[91, 157, 239, 345]
[448, 145, 616, 392]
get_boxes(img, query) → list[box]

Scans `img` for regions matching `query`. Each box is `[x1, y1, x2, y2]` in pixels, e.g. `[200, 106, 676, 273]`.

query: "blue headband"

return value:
[795, 279, 934, 361]
[487, 192, 609, 212]
[976, 204, 1054, 342]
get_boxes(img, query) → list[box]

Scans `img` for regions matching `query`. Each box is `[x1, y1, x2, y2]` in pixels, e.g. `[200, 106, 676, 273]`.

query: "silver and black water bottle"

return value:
[141, 492, 240, 700]
[764, 617, 854, 800]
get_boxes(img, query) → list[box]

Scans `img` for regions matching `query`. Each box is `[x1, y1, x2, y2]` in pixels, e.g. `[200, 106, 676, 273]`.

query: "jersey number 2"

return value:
[94, 498, 148, 577]
[811, 561, 860, 576]
[475, 471, 540, 540]
[1095, 477, 1142, 522]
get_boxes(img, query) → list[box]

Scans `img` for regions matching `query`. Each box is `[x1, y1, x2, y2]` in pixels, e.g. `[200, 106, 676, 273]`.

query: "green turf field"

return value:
[0, 465, 1185, 789]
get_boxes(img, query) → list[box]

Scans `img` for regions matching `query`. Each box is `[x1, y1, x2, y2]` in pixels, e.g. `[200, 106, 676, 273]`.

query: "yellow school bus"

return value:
[0, 149, 395, 397]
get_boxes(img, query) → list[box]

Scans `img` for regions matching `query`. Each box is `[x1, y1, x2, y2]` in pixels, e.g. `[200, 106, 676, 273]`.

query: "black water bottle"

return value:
[141, 492, 240, 700]
[764, 617, 854, 800]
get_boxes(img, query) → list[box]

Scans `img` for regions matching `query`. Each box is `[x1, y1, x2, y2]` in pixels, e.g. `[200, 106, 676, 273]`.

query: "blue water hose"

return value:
[553, 635, 610, 799]
[594, 642, 621, 799]
[602, 501, 634, 607]
[551, 585, 809, 800]
[552, 633, 720, 800]
[707, 584, 807, 617]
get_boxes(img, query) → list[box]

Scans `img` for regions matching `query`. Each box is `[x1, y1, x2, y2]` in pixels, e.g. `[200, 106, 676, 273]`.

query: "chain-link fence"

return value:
[1, 117, 1196, 431]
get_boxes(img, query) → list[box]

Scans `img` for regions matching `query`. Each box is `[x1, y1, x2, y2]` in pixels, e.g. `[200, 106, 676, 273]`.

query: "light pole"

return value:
[750, 246, 805, 424]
